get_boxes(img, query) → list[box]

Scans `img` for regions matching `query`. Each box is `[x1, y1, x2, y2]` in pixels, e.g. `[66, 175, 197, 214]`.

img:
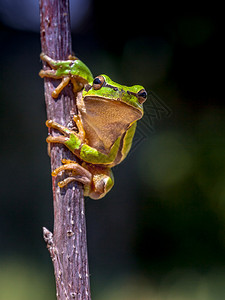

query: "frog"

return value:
[40, 53, 147, 199]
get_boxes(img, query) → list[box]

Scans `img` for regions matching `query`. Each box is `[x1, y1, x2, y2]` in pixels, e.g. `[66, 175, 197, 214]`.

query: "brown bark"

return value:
[39, 0, 91, 299]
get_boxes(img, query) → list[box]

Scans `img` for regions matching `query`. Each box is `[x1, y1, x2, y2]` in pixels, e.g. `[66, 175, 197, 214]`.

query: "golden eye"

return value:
[93, 75, 105, 90]
[137, 89, 147, 104]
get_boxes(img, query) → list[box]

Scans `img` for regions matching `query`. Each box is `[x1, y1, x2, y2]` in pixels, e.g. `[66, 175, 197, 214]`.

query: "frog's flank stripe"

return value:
[80, 137, 121, 164]
[120, 122, 137, 161]
[65, 134, 81, 152]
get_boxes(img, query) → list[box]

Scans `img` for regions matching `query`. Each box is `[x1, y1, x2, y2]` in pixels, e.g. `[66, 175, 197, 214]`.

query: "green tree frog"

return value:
[40, 53, 147, 199]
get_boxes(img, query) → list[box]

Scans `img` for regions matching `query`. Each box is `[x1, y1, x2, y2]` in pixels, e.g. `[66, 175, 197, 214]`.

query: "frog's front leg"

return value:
[46, 120, 114, 198]
[46, 119, 74, 139]
[46, 118, 85, 145]
[46, 119, 121, 166]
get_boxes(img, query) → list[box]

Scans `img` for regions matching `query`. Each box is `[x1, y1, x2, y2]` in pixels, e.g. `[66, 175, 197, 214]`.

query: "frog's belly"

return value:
[80, 96, 141, 155]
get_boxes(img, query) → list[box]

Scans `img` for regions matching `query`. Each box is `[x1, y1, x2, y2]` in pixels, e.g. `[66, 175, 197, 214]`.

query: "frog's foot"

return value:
[52, 159, 92, 189]
[46, 120, 79, 150]
[46, 120, 74, 136]
[84, 164, 114, 199]
[90, 172, 114, 199]
[40, 53, 74, 98]
[46, 119, 85, 144]
[46, 120, 73, 146]
[52, 160, 114, 199]
[40, 53, 84, 96]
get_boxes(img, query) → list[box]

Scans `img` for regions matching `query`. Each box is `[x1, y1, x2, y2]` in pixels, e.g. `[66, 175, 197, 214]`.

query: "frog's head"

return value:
[83, 74, 147, 119]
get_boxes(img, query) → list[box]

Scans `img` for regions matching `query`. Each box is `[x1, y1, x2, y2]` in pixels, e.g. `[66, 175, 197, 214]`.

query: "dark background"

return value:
[0, 1, 225, 299]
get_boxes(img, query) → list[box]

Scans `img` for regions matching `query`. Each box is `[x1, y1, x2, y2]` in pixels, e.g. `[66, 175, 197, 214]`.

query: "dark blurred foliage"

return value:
[0, 0, 225, 299]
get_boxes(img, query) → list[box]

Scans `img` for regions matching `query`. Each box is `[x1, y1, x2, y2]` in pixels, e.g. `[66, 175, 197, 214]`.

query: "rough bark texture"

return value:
[39, 0, 91, 299]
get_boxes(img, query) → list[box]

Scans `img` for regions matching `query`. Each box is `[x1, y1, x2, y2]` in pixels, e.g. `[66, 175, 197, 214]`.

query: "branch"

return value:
[39, 0, 91, 299]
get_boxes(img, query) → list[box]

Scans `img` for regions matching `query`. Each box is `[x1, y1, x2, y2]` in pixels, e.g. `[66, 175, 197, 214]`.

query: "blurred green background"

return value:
[0, 1, 225, 299]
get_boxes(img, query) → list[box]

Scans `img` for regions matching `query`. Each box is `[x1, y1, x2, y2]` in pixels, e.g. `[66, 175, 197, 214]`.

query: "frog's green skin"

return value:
[40, 53, 147, 199]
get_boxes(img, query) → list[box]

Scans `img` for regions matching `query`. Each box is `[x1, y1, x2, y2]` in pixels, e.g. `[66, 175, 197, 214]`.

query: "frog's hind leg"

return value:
[70, 77, 83, 93]
[52, 159, 114, 199]
[51, 76, 71, 98]
[40, 53, 72, 98]
[40, 52, 75, 69]
[84, 164, 114, 199]
[90, 169, 114, 199]
[39, 69, 71, 98]
[39, 69, 59, 78]
[40, 53, 59, 69]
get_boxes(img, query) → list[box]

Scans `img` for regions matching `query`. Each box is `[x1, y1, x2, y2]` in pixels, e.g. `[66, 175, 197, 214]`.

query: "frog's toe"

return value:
[40, 52, 45, 60]
[58, 176, 89, 188]
[51, 162, 92, 190]
[46, 119, 53, 127]
[68, 54, 77, 60]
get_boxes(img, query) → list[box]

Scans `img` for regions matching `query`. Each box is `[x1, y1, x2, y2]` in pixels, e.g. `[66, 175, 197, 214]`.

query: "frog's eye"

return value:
[93, 75, 105, 90]
[137, 89, 147, 104]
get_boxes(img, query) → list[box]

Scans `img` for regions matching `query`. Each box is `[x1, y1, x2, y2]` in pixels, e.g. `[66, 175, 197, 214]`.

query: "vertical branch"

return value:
[39, 0, 91, 299]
